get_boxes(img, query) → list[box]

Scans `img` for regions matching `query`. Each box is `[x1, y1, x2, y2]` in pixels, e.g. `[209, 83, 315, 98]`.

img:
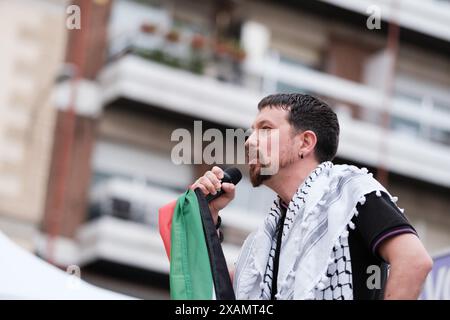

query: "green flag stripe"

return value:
[170, 189, 213, 299]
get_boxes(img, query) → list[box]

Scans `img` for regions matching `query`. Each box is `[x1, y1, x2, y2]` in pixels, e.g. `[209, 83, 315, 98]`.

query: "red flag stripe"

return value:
[158, 199, 177, 260]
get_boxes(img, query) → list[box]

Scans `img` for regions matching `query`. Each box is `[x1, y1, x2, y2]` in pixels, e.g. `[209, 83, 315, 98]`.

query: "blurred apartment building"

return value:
[0, 0, 449, 299]
[0, 0, 66, 249]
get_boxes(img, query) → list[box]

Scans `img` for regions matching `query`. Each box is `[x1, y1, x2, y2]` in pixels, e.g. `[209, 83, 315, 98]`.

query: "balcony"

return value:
[318, 0, 450, 42]
[36, 214, 244, 276]
[43, 0, 450, 280]
[99, 54, 450, 188]
[85, 5, 450, 280]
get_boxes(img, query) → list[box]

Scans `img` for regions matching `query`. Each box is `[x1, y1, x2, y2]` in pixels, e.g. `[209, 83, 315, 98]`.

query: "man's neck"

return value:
[265, 160, 319, 205]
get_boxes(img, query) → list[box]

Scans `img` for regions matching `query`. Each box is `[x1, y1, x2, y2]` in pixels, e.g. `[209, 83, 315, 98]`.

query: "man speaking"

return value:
[162, 93, 432, 300]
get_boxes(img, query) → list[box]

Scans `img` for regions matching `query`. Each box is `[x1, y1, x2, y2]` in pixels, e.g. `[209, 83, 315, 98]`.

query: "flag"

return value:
[159, 188, 235, 300]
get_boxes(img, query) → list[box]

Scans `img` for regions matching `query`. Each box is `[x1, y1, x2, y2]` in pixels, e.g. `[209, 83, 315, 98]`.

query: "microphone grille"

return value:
[224, 167, 242, 185]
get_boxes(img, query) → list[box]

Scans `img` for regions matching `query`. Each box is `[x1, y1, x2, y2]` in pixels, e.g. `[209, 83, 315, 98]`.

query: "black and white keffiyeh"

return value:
[233, 162, 400, 300]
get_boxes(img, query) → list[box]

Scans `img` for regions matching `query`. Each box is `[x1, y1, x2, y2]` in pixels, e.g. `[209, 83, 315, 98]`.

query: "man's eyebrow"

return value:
[255, 120, 275, 128]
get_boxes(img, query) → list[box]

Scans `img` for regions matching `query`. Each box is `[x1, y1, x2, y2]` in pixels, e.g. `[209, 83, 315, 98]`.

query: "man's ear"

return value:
[299, 130, 317, 157]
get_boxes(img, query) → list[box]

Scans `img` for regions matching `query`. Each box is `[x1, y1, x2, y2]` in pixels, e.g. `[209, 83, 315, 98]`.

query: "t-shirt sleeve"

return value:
[353, 190, 418, 261]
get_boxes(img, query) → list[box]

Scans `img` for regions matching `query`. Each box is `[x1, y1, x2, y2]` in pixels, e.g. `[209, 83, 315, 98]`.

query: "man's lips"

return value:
[246, 147, 266, 165]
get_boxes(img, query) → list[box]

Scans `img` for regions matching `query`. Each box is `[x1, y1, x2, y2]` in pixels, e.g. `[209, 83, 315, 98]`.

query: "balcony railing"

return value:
[245, 56, 450, 146]
[102, 0, 450, 187]
[99, 55, 450, 188]
[318, 0, 450, 42]
[108, 1, 450, 147]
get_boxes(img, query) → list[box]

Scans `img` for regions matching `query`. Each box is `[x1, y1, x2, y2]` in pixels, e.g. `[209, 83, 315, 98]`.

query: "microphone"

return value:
[205, 167, 242, 203]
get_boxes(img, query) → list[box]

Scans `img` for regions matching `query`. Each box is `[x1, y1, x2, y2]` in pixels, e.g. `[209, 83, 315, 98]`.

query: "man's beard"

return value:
[247, 148, 273, 187]
[249, 163, 270, 187]
[248, 147, 297, 187]
[247, 145, 272, 187]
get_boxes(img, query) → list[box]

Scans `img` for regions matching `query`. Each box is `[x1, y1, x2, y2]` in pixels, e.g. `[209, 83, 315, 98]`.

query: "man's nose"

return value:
[245, 131, 257, 149]
[245, 131, 258, 164]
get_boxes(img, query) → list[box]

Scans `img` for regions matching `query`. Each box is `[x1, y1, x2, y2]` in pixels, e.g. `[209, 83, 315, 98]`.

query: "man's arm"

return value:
[379, 233, 433, 300]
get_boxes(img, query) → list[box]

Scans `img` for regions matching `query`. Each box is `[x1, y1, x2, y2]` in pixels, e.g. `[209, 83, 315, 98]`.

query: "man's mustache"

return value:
[245, 145, 271, 166]
[245, 146, 259, 165]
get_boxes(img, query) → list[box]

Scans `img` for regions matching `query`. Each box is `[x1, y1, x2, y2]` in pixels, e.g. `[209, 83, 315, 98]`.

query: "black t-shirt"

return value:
[270, 207, 287, 300]
[271, 190, 417, 300]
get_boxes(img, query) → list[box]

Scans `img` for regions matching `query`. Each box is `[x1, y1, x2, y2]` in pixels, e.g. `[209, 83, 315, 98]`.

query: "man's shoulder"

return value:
[332, 163, 365, 175]
[330, 163, 390, 199]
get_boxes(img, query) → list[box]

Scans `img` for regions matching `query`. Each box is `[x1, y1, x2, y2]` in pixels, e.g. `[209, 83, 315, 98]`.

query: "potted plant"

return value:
[188, 34, 207, 74]
[140, 22, 157, 34]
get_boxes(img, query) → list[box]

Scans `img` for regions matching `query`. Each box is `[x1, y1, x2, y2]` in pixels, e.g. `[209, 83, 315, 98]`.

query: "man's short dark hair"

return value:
[258, 93, 340, 163]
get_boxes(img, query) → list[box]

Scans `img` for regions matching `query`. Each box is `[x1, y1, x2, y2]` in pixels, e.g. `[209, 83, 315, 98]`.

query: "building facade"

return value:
[1, 0, 449, 299]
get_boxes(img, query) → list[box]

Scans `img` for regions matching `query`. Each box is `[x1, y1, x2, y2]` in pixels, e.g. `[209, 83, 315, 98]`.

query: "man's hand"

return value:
[190, 166, 236, 224]
[379, 233, 433, 299]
